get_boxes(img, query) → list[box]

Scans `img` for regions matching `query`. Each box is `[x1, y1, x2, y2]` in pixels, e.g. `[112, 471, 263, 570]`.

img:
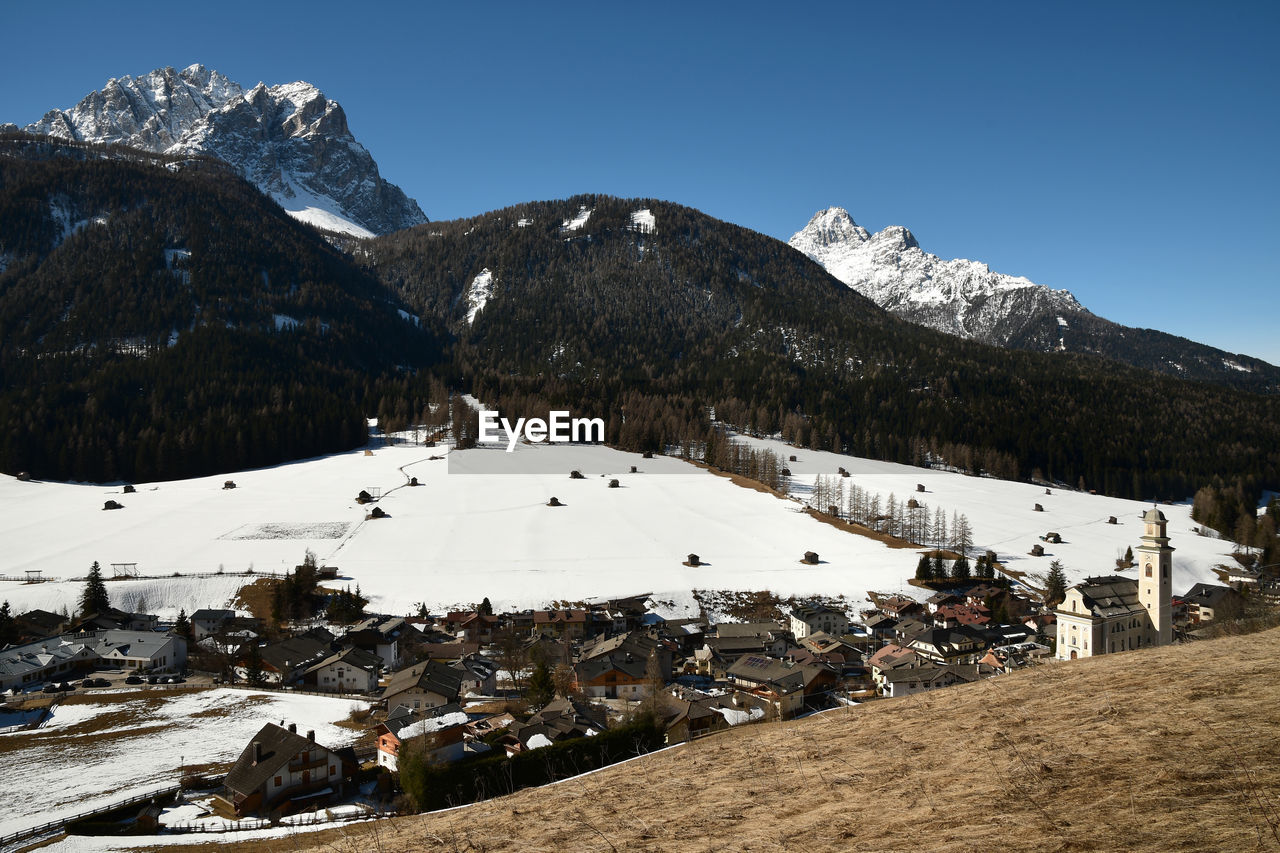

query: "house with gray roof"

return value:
[0, 635, 97, 692]
[789, 602, 849, 640]
[302, 646, 382, 693]
[92, 630, 185, 672]
[382, 659, 464, 713]
[191, 609, 237, 640]
[1, 630, 185, 692]
[250, 636, 330, 684]
[214, 722, 355, 818]
[1180, 583, 1243, 625]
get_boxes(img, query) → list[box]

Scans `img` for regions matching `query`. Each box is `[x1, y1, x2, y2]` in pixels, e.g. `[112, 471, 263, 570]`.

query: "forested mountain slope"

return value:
[365, 195, 1280, 500]
[0, 134, 443, 482]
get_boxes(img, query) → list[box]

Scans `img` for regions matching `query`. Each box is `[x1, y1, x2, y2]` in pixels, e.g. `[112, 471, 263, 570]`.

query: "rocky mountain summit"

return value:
[19, 64, 424, 236]
[790, 207, 1278, 390]
[789, 207, 1086, 345]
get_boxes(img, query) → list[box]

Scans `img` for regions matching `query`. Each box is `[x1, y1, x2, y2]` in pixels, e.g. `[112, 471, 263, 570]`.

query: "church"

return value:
[1054, 508, 1174, 660]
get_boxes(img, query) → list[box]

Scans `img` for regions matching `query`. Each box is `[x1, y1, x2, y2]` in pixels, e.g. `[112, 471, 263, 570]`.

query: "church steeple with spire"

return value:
[1135, 506, 1174, 646]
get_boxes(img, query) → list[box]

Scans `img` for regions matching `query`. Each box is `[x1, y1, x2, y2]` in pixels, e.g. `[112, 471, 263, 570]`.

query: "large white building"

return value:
[1055, 508, 1174, 660]
[0, 630, 187, 691]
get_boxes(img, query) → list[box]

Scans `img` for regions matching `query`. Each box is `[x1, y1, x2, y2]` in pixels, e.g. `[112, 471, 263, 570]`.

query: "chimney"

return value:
[307, 730, 315, 742]
[252, 741, 262, 764]
[288, 722, 297, 734]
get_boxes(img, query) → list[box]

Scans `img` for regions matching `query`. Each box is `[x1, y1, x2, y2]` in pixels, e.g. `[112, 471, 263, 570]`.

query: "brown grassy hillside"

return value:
[177, 628, 1280, 852]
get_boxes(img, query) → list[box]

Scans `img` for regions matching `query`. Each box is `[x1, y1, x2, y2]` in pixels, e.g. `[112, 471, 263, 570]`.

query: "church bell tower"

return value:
[1135, 507, 1173, 646]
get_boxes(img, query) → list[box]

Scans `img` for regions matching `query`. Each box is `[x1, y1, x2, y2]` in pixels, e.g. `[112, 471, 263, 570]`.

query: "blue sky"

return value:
[3, 1, 1277, 363]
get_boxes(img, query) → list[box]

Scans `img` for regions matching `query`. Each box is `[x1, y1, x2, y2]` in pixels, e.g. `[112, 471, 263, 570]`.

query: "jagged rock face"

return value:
[790, 207, 1087, 345]
[24, 64, 425, 236]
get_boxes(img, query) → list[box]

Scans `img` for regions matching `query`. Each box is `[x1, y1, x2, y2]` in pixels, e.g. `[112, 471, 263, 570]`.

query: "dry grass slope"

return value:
[169, 628, 1280, 853]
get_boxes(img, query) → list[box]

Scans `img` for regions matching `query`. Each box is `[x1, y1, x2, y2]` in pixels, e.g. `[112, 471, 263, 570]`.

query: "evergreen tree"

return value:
[933, 552, 946, 579]
[79, 561, 110, 616]
[0, 600, 16, 647]
[245, 643, 265, 685]
[954, 513, 974, 557]
[1046, 560, 1069, 608]
[915, 553, 934, 581]
[1124, 545, 1134, 565]
[174, 608, 193, 642]
[478, 597, 493, 616]
[975, 554, 994, 579]
[526, 659, 555, 709]
[951, 555, 971, 581]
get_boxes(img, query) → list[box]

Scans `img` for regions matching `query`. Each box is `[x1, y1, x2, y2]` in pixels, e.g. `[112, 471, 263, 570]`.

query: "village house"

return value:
[925, 591, 963, 613]
[788, 602, 850, 639]
[797, 631, 865, 664]
[876, 663, 985, 698]
[1180, 583, 1243, 625]
[908, 626, 987, 665]
[582, 631, 674, 675]
[455, 654, 498, 696]
[215, 723, 355, 819]
[726, 655, 838, 718]
[867, 643, 919, 680]
[418, 640, 484, 662]
[575, 653, 652, 699]
[655, 692, 730, 743]
[500, 697, 609, 754]
[863, 613, 899, 643]
[441, 611, 500, 644]
[375, 704, 476, 771]
[932, 603, 991, 629]
[190, 609, 237, 641]
[877, 595, 925, 621]
[13, 609, 66, 642]
[893, 617, 933, 645]
[531, 609, 590, 639]
[344, 616, 419, 669]
[69, 608, 158, 633]
[250, 636, 330, 684]
[302, 646, 382, 693]
[382, 659, 464, 713]
[1, 629, 187, 691]
[0, 635, 98, 691]
[93, 630, 186, 672]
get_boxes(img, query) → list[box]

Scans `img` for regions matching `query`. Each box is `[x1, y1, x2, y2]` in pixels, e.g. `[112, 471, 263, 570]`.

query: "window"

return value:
[1145, 565, 1152, 577]
[329, 764, 335, 776]
[274, 775, 282, 786]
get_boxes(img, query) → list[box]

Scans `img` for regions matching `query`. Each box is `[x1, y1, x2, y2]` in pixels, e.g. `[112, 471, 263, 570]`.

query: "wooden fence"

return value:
[0, 785, 180, 847]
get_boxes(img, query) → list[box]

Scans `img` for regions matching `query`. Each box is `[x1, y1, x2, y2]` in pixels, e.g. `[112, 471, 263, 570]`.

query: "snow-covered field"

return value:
[734, 435, 1232, 596]
[0, 688, 367, 838]
[0, 439, 1236, 621]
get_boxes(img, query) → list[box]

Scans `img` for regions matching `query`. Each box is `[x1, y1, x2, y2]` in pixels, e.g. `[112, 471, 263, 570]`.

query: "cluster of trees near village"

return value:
[1, 139, 1278, 508]
[1193, 483, 1280, 568]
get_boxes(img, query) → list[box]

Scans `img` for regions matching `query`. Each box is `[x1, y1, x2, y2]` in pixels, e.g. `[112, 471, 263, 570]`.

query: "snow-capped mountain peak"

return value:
[22, 66, 424, 237]
[791, 207, 1085, 344]
[796, 207, 871, 248]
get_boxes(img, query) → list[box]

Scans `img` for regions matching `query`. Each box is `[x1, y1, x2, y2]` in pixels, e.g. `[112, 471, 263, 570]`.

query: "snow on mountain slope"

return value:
[790, 207, 1087, 344]
[465, 268, 495, 325]
[0, 440, 1233, 620]
[23, 64, 424, 236]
